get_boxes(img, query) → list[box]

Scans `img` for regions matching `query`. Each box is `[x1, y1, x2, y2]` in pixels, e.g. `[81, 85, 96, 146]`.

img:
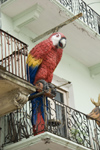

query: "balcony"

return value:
[0, 29, 28, 79]
[0, 14, 100, 150]
[0, 94, 100, 150]
[55, 0, 100, 34]
[0, 29, 36, 116]
[1, 0, 100, 34]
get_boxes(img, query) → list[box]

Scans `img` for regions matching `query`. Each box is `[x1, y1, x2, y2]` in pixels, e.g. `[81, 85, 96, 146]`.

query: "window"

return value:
[48, 89, 68, 138]
[55, 91, 64, 103]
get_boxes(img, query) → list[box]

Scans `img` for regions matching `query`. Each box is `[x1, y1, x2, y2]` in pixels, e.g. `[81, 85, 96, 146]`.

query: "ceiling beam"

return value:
[13, 3, 43, 32]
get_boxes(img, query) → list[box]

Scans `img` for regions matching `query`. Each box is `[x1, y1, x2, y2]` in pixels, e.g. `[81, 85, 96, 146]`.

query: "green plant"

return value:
[70, 125, 88, 145]
[70, 127, 83, 144]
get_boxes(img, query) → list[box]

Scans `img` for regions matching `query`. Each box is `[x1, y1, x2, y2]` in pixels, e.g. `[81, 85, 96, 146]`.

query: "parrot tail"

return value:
[33, 111, 45, 136]
[31, 92, 48, 136]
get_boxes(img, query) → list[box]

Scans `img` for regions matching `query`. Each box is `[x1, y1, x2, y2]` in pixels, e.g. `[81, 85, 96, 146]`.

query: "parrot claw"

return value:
[48, 83, 56, 97]
[35, 80, 56, 98]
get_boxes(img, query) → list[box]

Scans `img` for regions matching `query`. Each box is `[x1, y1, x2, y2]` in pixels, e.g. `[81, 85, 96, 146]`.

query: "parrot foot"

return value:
[35, 80, 56, 98]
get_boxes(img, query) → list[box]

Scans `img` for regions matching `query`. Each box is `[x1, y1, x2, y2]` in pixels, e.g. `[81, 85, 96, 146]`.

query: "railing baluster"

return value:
[14, 39, 17, 75]
[0, 29, 28, 80]
[17, 42, 20, 77]
[24, 45, 27, 80]
[7, 35, 10, 72]
[1, 31, 3, 66]
[11, 37, 14, 74]
[4, 33, 7, 68]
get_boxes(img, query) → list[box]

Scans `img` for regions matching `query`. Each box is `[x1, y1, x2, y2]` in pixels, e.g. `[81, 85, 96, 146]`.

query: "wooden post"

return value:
[43, 95, 47, 130]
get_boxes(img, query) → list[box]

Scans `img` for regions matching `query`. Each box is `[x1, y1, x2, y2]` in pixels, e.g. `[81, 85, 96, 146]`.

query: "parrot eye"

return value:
[56, 34, 59, 37]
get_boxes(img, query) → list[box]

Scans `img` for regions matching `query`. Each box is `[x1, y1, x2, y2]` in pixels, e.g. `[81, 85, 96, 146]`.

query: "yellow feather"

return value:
[26, 54, 42, 67]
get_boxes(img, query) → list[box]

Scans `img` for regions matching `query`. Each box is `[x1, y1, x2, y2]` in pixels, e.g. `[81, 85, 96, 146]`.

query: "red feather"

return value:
[28, 32, 66, 84]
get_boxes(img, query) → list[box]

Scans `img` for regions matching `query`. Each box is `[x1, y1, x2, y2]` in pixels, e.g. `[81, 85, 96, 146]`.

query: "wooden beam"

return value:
[32, 13, 82, 42]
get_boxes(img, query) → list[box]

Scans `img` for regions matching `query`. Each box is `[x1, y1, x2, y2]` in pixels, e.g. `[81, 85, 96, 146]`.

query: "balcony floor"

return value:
[3, 132, 91, 150]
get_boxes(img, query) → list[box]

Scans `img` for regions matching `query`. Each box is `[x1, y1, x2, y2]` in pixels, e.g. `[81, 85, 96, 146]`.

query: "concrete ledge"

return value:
[0, 66, 36, 116]
[3, 132, 91, 150]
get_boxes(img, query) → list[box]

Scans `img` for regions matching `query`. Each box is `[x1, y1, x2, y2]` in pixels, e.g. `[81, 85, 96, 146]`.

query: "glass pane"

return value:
[47, 101, 51, 120]
[56, 104, 66, 137]
[55, 91, 64, 103]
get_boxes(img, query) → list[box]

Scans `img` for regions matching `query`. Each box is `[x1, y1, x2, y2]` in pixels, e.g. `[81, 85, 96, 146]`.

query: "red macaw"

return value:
[27, 32, 67, 135]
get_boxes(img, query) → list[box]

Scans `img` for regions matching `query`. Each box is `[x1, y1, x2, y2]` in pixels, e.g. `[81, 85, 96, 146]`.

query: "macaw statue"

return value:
[26, 32, 67, 135]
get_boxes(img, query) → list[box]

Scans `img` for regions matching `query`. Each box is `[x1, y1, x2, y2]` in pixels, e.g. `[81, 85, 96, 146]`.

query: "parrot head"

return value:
[49, 32, 67, 49]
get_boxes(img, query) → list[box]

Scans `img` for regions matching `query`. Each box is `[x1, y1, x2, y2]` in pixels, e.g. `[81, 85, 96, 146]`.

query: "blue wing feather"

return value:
[26, 64, 39, 84]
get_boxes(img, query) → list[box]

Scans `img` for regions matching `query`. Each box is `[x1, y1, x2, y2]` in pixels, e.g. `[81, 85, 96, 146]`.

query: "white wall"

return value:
[54, 51, 100, 114]
[2, 12, 100, 115]
[1, 13, 35, 50]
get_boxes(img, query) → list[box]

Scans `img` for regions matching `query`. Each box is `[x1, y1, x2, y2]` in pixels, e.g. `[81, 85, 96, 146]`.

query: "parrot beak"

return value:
[58, 37, 67, 49]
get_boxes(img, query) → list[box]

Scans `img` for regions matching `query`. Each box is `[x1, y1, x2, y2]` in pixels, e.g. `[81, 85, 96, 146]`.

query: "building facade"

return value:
[0, 0, 100, 150]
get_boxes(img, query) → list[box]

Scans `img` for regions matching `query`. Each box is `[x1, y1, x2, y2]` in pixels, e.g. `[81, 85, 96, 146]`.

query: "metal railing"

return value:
[1, 93, 100, 150]
[56, 0, 100, 34]
[0, 29, 28, 80]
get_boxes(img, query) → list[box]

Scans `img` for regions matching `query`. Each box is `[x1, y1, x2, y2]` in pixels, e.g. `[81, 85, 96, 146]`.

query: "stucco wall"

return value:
[54, 51, 100, 114]
[1, 13, 35, 50]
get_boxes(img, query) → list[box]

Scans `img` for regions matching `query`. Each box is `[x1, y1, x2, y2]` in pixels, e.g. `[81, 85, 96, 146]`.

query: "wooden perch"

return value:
[32, 13, 82, 42]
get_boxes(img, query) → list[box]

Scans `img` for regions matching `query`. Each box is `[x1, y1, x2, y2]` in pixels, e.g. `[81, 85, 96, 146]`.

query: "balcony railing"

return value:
[1, 93, 100, 150]
[0, 29, 28, 80]
[56, 0, 100, 34]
